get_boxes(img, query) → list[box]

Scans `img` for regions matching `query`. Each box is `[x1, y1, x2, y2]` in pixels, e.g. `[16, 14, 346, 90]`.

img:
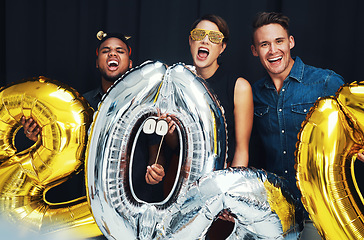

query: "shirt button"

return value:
[282, 89, 285, 92]
[282, 130, 285, 133]
[304, 109, 307, 113]
[284, 170, 288, 173]
[283, 151, 286, 154]
[279, 108, 282, 112]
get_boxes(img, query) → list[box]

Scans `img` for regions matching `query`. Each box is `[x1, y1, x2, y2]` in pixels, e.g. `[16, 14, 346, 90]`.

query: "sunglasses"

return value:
[190, 28, 225, 44]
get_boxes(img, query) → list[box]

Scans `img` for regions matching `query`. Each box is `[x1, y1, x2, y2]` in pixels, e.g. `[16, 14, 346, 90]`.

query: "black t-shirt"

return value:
[205, 66, 238, 164]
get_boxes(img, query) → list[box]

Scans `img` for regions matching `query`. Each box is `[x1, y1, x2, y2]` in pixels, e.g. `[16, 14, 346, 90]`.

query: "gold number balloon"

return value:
[296, 81, 364, 239]
[0, 76, 102, 238]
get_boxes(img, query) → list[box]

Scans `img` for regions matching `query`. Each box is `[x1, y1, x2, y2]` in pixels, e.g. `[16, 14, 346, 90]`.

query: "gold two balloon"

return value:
[296, 81, 364, 239]
[0, 76, 102, 238]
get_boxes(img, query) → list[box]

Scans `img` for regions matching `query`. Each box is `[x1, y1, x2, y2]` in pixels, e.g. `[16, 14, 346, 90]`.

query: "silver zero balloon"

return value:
[86, 61, 302, 239]
[86, 61, 227, 239]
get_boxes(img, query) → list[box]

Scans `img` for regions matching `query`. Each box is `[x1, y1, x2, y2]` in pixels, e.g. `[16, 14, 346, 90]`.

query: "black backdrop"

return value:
[2, 0, 364, 91]
[1, 0, 364, 236]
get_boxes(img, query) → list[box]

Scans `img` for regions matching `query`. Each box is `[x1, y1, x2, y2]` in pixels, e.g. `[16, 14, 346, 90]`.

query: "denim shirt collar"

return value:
[288, 56, 304, 83]
[263, 56, 304, 89]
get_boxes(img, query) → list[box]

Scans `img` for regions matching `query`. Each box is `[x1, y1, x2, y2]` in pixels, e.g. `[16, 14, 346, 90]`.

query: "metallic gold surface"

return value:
[0, 76, 102, 238]
[296, 81, 364, 239]
[264, 180, 296, 233]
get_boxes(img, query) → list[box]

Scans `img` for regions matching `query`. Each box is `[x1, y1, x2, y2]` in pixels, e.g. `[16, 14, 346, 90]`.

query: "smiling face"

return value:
[189, 20, 226, 78]
[251, 23, 295, 80]
[96, 37, 132, 83]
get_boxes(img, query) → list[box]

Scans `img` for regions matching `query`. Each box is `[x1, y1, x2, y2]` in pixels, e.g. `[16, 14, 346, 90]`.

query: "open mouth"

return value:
[267, 56, 282, 63]
[108, 60, 119, 70]
[197, 47, 209, 60]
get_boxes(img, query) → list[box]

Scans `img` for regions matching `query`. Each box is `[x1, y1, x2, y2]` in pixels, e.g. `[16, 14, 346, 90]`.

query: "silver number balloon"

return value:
[86, 61, 227, 239]
[86, 61, 302, 239]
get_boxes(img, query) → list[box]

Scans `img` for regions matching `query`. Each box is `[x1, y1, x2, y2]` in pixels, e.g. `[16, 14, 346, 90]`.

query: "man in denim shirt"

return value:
[249, 12, 344, 239]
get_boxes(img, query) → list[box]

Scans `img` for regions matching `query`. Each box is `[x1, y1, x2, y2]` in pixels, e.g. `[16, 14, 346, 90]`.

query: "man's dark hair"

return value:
[251, 12, 290, 44]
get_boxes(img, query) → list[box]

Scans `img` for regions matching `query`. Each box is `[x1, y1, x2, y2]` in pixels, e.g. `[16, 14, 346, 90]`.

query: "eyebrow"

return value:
[275, 37, 286, 41]
[258, 40, 269, 45]
[258, 37, 286, 45]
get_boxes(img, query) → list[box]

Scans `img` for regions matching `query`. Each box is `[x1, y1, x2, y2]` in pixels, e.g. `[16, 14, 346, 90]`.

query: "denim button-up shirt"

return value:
[251, 56, 344, 198]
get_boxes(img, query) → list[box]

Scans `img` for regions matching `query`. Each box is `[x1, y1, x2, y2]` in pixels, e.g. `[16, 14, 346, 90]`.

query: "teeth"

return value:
[198, 47, 209, 53]
[108, 60, 119, 66]
[268, 56, 282, 62]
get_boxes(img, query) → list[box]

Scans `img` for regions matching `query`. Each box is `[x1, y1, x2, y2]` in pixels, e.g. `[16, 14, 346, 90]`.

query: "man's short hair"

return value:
[251, 12, 290, 44]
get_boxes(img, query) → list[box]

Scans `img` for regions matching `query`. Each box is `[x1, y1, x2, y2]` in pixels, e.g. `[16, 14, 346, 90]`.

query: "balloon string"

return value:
[155, 135, 164, 165]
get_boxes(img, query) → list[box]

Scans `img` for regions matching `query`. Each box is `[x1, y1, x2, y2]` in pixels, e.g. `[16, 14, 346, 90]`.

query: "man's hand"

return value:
[21, 116, 41, 142]
[145, 163, 165, 185]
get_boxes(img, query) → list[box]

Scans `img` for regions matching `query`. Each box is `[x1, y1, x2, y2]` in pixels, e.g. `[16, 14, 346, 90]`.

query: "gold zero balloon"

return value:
[0, 76, 102, 238]
[296, 81, 364, 239]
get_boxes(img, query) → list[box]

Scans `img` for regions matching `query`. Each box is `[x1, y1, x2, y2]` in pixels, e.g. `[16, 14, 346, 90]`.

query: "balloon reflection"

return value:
[0, 76, 101, 238]
[296, 81, 364, 239]
[86, 61, 302, 239]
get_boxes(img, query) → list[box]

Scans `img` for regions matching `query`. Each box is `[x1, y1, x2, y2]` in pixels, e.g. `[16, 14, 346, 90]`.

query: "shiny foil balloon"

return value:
[86, 61, 301, 239]
[155, 167, 302, 239]
[296, 81, 364, 239]
[0, 76, 102, 238]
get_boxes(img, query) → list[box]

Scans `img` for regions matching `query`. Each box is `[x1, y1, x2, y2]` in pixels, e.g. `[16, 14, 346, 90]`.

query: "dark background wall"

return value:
[2, 0, 363, 92]
[1, 1, 364, 235]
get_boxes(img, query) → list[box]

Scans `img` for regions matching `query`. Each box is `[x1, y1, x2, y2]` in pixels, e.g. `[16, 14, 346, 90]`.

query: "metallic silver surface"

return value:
[86, 61, 301, 239]
[157, 167, 302, 239]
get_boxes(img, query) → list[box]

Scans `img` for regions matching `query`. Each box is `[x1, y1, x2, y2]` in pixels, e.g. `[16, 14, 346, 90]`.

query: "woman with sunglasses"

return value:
[189, 14, 253, 168]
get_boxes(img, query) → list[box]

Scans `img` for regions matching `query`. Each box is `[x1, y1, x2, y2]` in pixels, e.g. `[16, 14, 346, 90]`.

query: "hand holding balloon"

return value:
[349, 144, 364, 163]
[159, 112, 178, 150]
[145, 164, 165, 185]
[218, 209, 235, 222]
[144, 112, 178, 185]
[357, 149, 364, 163]
[21, 116, 41, 142]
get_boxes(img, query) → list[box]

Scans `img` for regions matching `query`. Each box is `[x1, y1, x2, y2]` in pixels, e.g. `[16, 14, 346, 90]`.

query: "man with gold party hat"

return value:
[83, 30, 133, 110]
[21, 31, 134, 202]
[22, 30, 169, 201]
[22, 30, 133, 135]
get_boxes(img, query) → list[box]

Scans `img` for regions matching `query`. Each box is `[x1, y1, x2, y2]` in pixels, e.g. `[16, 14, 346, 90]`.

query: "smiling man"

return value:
[249, 12, 344, 239]
[83, 31, 133, 110]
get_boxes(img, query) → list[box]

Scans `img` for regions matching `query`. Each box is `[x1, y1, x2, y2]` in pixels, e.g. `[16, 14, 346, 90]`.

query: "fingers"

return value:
[21, 117, 41, 142]
[167, 117, 176, 134]
[158, 114, 176, 133]
[358, 151, 364, 162]
[218, 209, 235, 222]
[21, 116, 26, 125]
[145, 164, 165, 185]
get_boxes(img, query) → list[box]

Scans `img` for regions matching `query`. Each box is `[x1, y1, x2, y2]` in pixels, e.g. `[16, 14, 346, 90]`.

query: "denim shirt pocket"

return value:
[291, 102, 314, 131]
[254, 105, 269, 117]
[254, 105, 271, 131]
